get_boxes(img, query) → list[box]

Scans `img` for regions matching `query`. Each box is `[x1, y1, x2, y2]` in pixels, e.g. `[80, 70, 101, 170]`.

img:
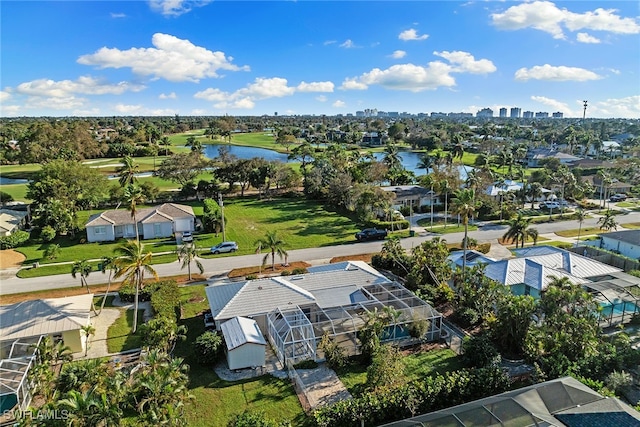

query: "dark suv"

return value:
[355, 228, 388, 241]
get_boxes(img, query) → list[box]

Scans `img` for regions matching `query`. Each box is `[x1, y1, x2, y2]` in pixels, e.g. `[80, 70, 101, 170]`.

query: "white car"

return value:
[181, 231, 193, 242]
[541, 201, 560, 210]
[211, 241, 238, 254]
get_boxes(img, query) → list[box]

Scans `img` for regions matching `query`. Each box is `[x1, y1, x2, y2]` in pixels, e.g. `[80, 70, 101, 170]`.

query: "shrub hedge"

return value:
[118, 280, 181, 322]
[365, 219, 410, 230]
[0, 230, 30, 249]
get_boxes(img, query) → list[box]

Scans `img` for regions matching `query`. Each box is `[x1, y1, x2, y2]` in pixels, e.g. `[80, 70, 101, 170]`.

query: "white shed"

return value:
[220, 317, 267, 370]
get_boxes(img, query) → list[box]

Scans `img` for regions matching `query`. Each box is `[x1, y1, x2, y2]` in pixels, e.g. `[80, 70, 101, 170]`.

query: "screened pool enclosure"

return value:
[267, 282, 442, 365]
[0, 336, 42, 414]
[586, 279, 640, 328]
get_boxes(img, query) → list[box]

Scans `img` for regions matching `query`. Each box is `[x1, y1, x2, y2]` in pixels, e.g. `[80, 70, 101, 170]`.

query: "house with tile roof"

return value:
[85, 203, 195, 242]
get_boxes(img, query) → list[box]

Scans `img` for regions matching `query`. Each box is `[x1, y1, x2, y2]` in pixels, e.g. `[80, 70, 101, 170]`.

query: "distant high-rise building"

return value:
[499, 108, 507, 118]
[510, 107, 521, 118]
[523, 111, 534, 119]
[552, 112, 564, 118]
[448, 112, 473, 118]
[476, 108, 494, 118]
[535, 112, 549, 118]
[431, 112, 447, 118]
[356, 111, 365, 117]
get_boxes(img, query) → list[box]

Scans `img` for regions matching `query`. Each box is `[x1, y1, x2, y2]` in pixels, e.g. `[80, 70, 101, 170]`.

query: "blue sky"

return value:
[1, 1, 639, 118]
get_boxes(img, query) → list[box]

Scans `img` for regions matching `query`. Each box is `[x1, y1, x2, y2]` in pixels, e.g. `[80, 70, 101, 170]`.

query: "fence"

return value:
[285, 359, 312, 413]
[570, 246, 640, 272]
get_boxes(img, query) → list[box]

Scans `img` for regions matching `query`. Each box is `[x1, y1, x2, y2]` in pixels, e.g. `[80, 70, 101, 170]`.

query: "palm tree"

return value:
[597, 169, 612, 209]
[113, 240, 158, 333]
[527, 227, 539, 246]
[81, 324, 96, 357]
[527, 182, 543, 209]
[439, 178, 452, 228]
[255, 230, 288, 272]
[383, 143, 403, 171]
[71, 259, 97, 315]
[503, 213, 532, 248]
[117, 155, 139, 188]
[177, 243, 204, 281]
[124, 184, 145, 241]
[574, 208, 588, 247]
[451, 189, 477, 275]
[451, 133, 465, 160]
[98, 256, 117, 316]
[598, 210, 618, 232]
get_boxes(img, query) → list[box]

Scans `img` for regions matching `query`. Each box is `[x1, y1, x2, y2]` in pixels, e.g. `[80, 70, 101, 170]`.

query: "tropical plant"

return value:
[450, 188, 478, 275]
[117, 155, 139, 188]
[124, 184, 145, 241]
[502, 213, 532, 248]
[194, 331, 223, 364]
[254, 230, 288, 272]
[113, 240, 158, 333]
[43, 243, 61, 260]
[71, 259, 93, 294]
[598, 210, 618, 232]
[80, 324, 96, 357]
[574, 208, 588, 247]
[98, 256, 117, 316]
[177, 243, 204, 281]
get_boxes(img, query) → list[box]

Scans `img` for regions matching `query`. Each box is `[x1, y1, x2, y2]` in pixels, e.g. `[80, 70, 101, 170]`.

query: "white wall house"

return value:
[600, 230, 640, 260]
[86, 203, 195, 243]
[220, 317, 266, 370]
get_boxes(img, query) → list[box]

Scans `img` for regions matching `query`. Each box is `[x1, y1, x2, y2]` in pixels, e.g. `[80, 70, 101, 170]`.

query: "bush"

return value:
[228, 411, 284, 427]
[150, 280, 181, 322]
[0, 230, 30, 249]
[194, 331, 223, 364]
[292, 267, 308, 275]
[280, 270, 290, 276]
[293, 359, 318, 369]
[246, 274, 258, 280]
[318, 333, 348, 371]
[461, 334, 500, 368]
[476, 242, 491, 254]
[118, 283, 152, 303]
[409, 316, 430, 339]
[40, 225, 56, 242]
[365, 219, 409, 230]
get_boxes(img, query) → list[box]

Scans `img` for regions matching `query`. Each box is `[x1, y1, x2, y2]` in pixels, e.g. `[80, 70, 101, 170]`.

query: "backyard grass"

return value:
[106, 308, 144, 353]
[338, 347, 462, 396]
[173, 285, 307, 426]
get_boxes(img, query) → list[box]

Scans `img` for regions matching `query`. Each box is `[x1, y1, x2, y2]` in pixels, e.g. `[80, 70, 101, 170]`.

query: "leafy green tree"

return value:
[488, 294, 536, 356]
[598, 210, 618, 231]
[366, 344, 405, 391]
[255, 230, 288, 272]
[177, 243, 204, 281]
[461, 334, 499, 368]
[141, 317, 187, 353]
[43, 243, 61, 260]
[406, 238, 454, 302]
[194, 331, 223, 364]
[155, 152, 206, 189]
[113, 240, 158, 333]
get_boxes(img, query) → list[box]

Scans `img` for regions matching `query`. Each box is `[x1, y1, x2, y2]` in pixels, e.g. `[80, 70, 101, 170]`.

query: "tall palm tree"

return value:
[80, 324, 96, 357]
[71, 259, 97, 315]
[255, 231, 288, 272]
[383, 143, 403, 171]
[574, 208, 588, 247]
[597, 169, 612, 209]
[527, 182, 543, 209]
[177, 243, 204, 281]
[98, 256, 117, 316]
[439, 178, 452, 228]
[451, 133, 465, 160]
[451, 189, 477, 275]
[117, 155, 139, 188]
[503, 213, 532, 248]
[598, 210, 618, 232]
[527, 227, 539, 246]
[124, 184, 145, 241]
[113, 240, 158, 333]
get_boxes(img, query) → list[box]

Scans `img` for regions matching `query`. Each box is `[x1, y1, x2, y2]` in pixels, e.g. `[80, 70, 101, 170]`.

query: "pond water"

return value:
[0, 177, 29, 185]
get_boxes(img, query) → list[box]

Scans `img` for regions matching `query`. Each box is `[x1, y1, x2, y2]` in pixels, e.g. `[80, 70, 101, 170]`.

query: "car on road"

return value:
[610, 194, 628, 202]
[210, 241, 238, 254]
[181, 231, 193, 242]
[540, 201, 560, 210]
[355, 228, 388, 242]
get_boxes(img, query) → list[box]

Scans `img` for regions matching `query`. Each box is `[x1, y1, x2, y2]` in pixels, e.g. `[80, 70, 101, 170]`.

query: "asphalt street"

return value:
[1, 210, 638, 296]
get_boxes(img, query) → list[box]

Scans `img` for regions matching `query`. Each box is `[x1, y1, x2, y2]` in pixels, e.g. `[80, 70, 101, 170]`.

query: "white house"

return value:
[380, 185, 438, 210]
[85, 203, 195, 243]
[0, 209, 28, 237]
[220, 317, 267, 370]
[0, 294, 94, 354]
[599, 230, 640, 260]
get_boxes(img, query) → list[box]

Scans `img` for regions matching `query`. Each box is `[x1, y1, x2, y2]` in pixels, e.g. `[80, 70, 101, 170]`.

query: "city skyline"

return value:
[1, 1, 639, 119]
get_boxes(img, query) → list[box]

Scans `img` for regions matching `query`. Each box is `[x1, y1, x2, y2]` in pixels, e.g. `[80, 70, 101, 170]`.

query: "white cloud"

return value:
[340, 39, 357, 48]
[491, 1, 640, 39]
[576, 32, 600, 44]
[0, 105, 21, 116]
[110, 12, 126, 18]
[148, 0, 211, 17]
[195, 77, 334, 110]
[114, 104, 143, 114]
[398, 29, 429, 41]
[14, 76, 145, 97]
[77, 33, 249, 82]
[433, 51, 496, 74]
[0, 91, 10, 102]
[191, 109, 208, 115]
[390, 50, 407, 59]
[26, 96, 86, 110]
[342, 62, 456, 92]
[515, 64, 602, 81]
[159, 92, 177, 99]
[113, 103, 176, 116]
[323, 40, 337, 46]
[592, 95, 640, 119]
[296, 81, 334, 92]
[332, 100, 346, 108]
[73, 108, 101, 116]
[315, 95, 327, 102]
[531, 95, 574, 116]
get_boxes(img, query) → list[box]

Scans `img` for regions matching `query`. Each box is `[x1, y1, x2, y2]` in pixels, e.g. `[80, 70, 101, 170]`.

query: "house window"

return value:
[94, 226, 106, 235]
[154, 223, 162, 236]
[524, 286, 531, 296]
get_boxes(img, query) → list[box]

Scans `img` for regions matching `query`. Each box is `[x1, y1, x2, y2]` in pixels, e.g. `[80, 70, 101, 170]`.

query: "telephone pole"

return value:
[218, 192, 226, 242]
[582, 100, 588, 125]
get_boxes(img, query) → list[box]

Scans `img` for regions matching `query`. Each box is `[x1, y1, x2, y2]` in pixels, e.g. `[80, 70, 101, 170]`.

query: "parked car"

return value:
[210, 241, 238, 254]
[540, 201, 560, 210]
[355, 228, 388, 242]
[181, 231, 193, 242]
[610, 194, 628, 202]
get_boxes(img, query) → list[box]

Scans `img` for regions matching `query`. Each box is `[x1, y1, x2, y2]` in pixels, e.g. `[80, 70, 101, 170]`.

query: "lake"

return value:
[203, 144, 470, 178]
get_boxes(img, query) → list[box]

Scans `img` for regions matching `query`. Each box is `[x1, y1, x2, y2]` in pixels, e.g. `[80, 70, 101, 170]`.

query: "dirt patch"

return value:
[330, 253, 375, 264]
[228, 261, 312, 279]
[0, 249, 26, 269]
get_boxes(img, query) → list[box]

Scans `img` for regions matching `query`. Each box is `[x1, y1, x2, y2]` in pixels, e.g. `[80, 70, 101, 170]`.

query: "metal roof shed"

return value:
[220, 317, 267, 371]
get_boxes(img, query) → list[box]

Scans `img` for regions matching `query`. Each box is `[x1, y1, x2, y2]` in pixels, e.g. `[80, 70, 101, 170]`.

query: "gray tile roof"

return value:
[0, 294, 92, 341]
[86, 203, 194, 227]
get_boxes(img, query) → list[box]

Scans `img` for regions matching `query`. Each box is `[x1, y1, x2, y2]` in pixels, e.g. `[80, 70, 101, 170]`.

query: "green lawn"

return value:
[106, 308, 144, 353]
[555, 226, 603, 238]
[338, 348, 462, 396]
[622, 223, 640, 230]
[416, 218, 478, 235]
[173, 285, 307, 426]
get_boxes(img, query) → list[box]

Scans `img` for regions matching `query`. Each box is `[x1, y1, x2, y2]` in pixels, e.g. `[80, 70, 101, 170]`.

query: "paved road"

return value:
[1, 210, 638, 296]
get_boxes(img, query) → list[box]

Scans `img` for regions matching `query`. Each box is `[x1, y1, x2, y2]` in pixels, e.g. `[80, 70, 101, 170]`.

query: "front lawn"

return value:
[106, 308, 144, 353]
[555, 226, 604, 238]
